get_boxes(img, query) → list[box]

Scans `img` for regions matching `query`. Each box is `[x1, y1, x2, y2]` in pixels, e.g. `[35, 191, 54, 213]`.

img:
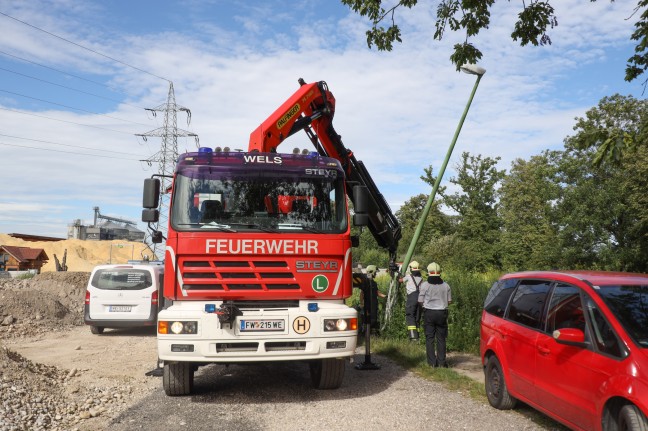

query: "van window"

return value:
[484, 279, 518, 318]
[545, 283, 586, 334]
[91, 269, 153, 290]
[507, 279, 551, 329]
[584, 296, 625, 358]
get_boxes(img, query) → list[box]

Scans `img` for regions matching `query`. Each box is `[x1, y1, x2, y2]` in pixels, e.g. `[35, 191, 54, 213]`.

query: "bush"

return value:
[378, 268, 501, 354]
[444, 269, 500, 354]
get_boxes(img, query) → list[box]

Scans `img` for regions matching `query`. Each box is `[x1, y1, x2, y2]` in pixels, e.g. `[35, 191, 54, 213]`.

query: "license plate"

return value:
[109, 305, 132, 312]
[240, 319, 285, 331]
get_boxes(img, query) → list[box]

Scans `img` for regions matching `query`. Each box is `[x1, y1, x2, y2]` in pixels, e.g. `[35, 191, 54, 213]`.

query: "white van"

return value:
[84, 263, 164, 334]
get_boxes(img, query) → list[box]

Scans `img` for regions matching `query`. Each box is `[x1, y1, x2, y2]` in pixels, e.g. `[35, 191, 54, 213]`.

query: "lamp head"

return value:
[460, 64, 486, 76]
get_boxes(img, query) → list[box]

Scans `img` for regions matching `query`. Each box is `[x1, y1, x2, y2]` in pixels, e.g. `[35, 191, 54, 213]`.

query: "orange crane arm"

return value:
[248, 79, 401, 258]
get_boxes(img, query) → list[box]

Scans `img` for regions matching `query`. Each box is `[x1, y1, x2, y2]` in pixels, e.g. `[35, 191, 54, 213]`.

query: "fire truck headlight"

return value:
[159, 320, 198, 335]
[323, 318, 357, 332]
[336, 319, 348, 331]
[171, 321, 184, 334]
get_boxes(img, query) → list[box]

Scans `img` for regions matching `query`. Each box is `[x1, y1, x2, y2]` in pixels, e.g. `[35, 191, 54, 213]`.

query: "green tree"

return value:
[437, 152, 505, 271]
[341, 0, 648, 83]
[569, 94, 648, 165]
[351, 218, 391, 269]
[553, 147, 626, 269]
[498, 151, 561, 271]
[395, 193, 453, 261]
[558, 95, 648, 271]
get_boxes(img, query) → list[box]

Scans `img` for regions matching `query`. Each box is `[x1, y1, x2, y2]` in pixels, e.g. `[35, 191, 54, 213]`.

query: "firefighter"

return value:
[399, 261, 423, 340]
[418, 262, 452, 367]
[364, 265, 385, 332]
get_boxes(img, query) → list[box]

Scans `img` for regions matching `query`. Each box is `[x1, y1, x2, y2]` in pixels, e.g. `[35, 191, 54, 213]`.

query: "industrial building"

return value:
[67, 207, 145, 242]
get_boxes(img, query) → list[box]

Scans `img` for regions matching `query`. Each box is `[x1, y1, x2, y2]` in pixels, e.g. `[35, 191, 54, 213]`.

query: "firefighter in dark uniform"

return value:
[399, 261, 423, 340]
[418, 262, 452, 367]
[364, 265, 385, 333]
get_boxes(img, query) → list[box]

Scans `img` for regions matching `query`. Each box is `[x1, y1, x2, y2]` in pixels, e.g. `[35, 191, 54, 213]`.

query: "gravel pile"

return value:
[0, 272, 142, 430]
[0, 272, 88, 339]
[0, 346, 146, 431]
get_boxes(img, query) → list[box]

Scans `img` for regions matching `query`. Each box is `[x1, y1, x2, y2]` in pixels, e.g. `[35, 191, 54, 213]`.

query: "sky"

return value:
[0, 0, 642, 238]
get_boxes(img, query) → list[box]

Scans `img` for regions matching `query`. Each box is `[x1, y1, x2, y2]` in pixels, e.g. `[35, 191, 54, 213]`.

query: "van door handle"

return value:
[537, 345, 551, 355]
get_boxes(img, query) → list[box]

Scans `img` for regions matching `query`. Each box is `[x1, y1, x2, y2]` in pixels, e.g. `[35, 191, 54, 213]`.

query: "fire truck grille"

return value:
[216, 342, 259, 353]
[265, 342, 306, 351]
[180, 258, 302, 292]
[231, 300, 299, 309]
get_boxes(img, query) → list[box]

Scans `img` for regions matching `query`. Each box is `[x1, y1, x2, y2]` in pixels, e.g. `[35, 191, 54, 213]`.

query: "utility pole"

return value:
[137, 82, 198, 257]
[383, 64, 486, 331]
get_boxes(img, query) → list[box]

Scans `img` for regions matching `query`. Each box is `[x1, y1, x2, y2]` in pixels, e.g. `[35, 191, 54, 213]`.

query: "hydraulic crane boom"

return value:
[249, 79, 401, 261]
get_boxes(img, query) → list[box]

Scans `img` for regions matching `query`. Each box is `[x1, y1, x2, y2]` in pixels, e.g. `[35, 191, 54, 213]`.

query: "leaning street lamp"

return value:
[383, 64, 486, 330]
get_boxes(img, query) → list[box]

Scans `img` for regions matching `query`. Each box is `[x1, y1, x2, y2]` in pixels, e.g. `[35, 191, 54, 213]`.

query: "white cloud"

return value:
[0, 0, 641, 236]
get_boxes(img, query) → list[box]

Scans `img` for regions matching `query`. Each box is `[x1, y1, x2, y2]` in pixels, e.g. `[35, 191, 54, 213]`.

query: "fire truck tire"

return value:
[90, 326, 104, 335]
[163, 362, 194, 396]
[309, 358, 345, 389]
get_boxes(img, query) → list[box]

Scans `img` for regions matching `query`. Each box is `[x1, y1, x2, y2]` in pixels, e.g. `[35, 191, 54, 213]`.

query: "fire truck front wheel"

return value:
[309, 358, 345, 390]
[163, 362, 194, 396]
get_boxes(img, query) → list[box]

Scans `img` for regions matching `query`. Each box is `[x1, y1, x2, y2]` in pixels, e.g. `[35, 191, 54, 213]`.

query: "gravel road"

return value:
[110, 350, 559, 431]
[1, 273, 564, 431]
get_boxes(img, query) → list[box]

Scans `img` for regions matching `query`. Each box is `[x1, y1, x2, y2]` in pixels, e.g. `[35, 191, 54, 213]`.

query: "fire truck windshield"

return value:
[170, 170, 348, 233]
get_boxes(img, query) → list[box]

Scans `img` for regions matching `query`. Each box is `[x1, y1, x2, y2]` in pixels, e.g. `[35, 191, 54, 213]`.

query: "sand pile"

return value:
[0, 234, 154, 273]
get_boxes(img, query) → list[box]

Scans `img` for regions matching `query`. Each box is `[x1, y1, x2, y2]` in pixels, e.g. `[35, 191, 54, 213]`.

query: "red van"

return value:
[480, 271, 648, 431]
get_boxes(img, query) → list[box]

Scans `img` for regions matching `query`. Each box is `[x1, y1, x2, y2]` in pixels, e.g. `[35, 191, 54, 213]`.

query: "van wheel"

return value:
[163, 362, 194, 396]
[309, 358, 345, 389]
[90, 326, 104, 335]
[618, 404, 648, 431]
[485, 355, 517, 410]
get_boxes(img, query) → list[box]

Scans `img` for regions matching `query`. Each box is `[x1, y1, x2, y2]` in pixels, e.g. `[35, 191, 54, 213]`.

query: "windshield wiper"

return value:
[278, 223, 323, 233]
[227, 223, 278, 233]
[199, 222, 236, 232]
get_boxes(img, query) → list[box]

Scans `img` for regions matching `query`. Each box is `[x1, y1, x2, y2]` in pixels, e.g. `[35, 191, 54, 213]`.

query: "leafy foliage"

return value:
[436, 152, 505, 271]
[498, 152, 561, 271]
[342, 0, 648, 82]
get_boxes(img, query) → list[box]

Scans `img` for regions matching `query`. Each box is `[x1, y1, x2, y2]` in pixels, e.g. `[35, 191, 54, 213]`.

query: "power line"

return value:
[0, 11, 170, 83]
[0, 65, 145, 110]
[0, 49, 134, 97]
[0, 107, 139, 135]
[0, 141, 141, 160]
[0, 89, 152, 126]
[0, 133, 144, 156]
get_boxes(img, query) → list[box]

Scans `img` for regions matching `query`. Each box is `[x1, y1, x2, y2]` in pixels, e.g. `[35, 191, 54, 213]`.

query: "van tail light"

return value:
[152, 290, 159, 305]
[85, 290, 90, 305]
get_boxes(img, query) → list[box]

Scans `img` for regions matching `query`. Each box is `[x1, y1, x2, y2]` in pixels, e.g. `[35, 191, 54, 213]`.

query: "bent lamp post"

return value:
[383, 64, 486, 329]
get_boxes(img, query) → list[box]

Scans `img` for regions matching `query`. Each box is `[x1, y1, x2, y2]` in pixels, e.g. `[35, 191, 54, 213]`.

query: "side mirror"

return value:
[143, 178, 161, 209]
[553, 328, 586, 348]
[353, 213, 369, 227]
[353, 185, 369, 214]
[150, 231, 164, 244]
[142, 209, 159, 223]
[350, 235, 360, 247]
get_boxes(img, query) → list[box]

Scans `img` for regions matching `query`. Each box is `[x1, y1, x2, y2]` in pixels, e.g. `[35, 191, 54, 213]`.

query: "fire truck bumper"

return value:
[156, 300, 358, 362]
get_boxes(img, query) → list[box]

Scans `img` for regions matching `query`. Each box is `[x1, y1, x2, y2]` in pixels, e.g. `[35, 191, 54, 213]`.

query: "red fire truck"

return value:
[142, 79, 401, 395]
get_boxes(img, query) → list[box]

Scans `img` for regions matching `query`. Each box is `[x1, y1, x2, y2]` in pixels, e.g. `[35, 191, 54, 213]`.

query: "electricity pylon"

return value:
[137, 82, 198, 258]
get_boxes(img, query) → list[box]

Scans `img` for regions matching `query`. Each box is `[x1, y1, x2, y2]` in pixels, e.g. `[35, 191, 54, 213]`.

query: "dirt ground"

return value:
[0, 234, 154, 273]
[0, 271, 484, 430]
[0, 271, 161, 430]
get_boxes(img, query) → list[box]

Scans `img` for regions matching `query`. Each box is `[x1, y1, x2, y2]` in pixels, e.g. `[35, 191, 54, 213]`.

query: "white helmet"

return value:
[427, 262, 441, 274]
[366, 265, 377, 276]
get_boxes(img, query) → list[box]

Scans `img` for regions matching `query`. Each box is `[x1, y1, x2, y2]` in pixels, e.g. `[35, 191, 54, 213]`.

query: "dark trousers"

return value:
[405, 291, 421, 329]
[423, 308, 448, 366]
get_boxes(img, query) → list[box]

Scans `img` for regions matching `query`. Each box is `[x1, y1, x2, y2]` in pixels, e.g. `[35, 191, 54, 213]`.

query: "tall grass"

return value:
[366, 269, 501, 355]
[444, 269, 501, 354]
